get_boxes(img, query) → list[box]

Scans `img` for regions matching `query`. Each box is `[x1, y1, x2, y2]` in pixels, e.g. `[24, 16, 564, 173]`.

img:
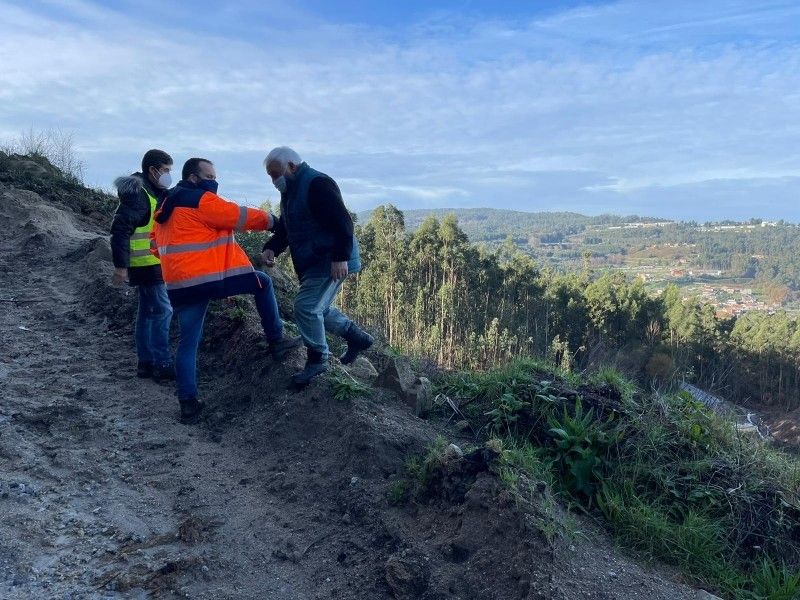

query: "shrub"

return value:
[387, 437, 449, 505]
[432, 358, 800, 599]
[3, 127, 85, 182]
[0, 138, 115, 220]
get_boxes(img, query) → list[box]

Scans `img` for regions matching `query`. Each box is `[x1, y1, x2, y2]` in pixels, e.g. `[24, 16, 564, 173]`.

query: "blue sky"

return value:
[1, 0, 799, 221]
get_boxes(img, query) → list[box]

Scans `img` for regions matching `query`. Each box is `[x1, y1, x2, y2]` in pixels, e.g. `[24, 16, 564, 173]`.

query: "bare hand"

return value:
[112, 268, 128, 287]
[261, 249, 276, 267]
[331, 261, 348, 280]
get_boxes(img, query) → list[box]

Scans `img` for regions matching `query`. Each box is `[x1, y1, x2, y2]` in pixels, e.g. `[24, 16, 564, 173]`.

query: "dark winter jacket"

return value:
[110, 173, 167, 286]
[263, 163, 360, 279]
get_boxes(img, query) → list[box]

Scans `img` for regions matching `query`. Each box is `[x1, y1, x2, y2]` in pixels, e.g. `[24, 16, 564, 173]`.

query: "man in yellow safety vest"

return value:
[110, 149, 175, 381]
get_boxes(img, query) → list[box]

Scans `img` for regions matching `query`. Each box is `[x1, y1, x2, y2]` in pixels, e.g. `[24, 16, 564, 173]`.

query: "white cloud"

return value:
[1, 0, 800, 219]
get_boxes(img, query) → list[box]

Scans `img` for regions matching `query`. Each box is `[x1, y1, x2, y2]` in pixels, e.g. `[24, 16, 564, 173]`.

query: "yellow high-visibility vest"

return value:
[129, 187, 160, 267]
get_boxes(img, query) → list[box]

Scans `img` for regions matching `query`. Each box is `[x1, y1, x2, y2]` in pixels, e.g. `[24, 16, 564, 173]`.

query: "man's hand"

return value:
[331, 261, 348, 280]
[112, 267, 128, 287]
[261, 249, 276, 267]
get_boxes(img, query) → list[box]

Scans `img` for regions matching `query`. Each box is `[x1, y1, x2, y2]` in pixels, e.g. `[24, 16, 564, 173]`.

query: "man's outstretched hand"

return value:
[331, 261, 348, 280]
[261, 249, 276, 267]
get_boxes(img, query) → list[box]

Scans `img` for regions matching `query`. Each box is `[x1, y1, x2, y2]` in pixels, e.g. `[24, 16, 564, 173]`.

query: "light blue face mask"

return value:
[157, 171, 172, 189]
[273, 175, 287, 193]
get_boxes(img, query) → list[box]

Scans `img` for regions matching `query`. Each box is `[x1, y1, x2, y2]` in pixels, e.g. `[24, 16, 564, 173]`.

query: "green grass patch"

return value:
[587, 366, 638, 404]
[329, 368, 372, 402]
[387, 437, 449, 505]
[432, 357, 800, 599]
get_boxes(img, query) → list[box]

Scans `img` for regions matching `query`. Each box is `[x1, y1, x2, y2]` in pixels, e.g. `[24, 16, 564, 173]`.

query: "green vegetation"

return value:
[363, 207, 665, 247]
[389, 208, 800, 296]
[235, 230, 269, 261]
[221, 296, 250, 323]
[339, 206, 800, 410]
[6, 142, 800, 599]
[329, 368, 372, 402]
[0, 142, 115, 219]
[434, 359, 800, 599]
[1, 128, 85, 182]
[387, 436, 449, 505]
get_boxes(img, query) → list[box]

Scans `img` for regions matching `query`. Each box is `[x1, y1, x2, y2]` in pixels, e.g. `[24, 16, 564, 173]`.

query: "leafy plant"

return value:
[484, 392, 526, 435]
[740, 558, 800, 600]
[533, 380, 564, 409]
[547, 397, 613, 502]
[387, 467, 415, 505]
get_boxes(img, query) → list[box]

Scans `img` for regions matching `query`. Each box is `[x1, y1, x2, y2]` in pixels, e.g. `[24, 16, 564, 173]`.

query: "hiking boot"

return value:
[269, 334, 303, 361]
[291, 348, 328, 387]
[152, 362, 176, 382]
[339, 324, 374, 365]
[137, 361, 153, 378]
[179, 397, 205, 424]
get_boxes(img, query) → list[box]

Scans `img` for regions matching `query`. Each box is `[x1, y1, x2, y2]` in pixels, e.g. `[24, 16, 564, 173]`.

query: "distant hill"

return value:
[357, 207, 670, 244]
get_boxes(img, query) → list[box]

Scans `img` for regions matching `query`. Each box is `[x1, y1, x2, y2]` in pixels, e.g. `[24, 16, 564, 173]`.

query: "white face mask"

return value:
[157, 171, 172, 189]
[273, 175, 287, 193]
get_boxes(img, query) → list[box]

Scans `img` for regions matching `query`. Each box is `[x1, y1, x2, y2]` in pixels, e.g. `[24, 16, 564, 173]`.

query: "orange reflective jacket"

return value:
[151, 181, 271, 306]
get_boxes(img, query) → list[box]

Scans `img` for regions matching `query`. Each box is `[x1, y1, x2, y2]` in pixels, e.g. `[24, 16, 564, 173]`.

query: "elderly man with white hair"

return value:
[261, 146, 373, 386]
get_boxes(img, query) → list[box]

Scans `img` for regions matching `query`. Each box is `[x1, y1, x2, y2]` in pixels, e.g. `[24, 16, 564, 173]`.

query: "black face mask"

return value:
[195, 178, 218, 194]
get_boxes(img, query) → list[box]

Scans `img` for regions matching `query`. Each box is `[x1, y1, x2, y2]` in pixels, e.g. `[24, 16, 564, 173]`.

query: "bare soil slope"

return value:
[0, 167, 712, 599]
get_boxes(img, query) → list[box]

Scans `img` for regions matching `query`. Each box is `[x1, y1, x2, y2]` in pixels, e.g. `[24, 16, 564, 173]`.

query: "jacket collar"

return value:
[285, 162, 309, 193]
[176, 179, 199, 190]
[136, 171, 168, 200]
[155, 180, 197, 224]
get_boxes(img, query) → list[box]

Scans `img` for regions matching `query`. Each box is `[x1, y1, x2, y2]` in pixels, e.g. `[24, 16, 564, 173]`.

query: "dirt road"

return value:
[0, 179, 713, 599]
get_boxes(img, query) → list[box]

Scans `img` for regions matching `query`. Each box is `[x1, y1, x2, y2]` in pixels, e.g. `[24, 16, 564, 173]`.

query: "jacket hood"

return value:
[113, 173, 143, 197]
[154, 180, 199, 224]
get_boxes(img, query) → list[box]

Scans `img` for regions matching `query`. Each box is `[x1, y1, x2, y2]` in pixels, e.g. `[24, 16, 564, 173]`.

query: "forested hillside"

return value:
[360, 208, 666, 246]
[380, 209, 800, 303]
[339, 206, 800, 410]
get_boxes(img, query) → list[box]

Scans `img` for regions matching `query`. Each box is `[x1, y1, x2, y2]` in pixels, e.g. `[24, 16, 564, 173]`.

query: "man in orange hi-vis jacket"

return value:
[152, 157, 301, 423]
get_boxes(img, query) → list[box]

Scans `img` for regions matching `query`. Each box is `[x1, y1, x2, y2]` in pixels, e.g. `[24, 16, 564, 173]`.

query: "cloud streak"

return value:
[1, 0, 799, 220]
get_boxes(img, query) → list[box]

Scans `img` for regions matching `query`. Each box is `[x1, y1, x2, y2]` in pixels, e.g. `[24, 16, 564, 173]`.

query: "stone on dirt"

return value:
[384, 553, 429, 600]
[443, 443, 463, 461]
[345, 356, 378, 380]
[696, 592, 723, 600]
[376, 357, 433, 416]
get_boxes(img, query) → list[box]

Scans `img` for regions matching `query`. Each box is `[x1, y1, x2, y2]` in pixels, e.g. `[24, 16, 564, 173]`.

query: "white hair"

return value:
[264, 146, 303, 170]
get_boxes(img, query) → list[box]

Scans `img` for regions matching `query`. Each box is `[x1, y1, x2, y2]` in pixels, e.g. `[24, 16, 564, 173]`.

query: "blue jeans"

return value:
[135, 283, 173, 366]
[174, 271, 283, 400]
[293, 276, 352, 358]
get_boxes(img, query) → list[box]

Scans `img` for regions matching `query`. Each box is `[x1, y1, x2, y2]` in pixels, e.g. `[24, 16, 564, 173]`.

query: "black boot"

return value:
[152, 362, 176, 382]
[269, 334, 303, 361]
[339, 324, 374, 365]
[179, 397, 205, 424]
[137, 361, 153, 378]
[291, 348, 328, 387]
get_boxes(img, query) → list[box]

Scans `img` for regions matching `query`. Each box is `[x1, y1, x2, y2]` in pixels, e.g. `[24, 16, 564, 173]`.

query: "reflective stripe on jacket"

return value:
[152, 180, 271, 306]
[129, 188, 160, 267]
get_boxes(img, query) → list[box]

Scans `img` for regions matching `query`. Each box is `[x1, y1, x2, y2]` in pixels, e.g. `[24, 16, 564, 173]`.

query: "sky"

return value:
[1, 0, 799, 221]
